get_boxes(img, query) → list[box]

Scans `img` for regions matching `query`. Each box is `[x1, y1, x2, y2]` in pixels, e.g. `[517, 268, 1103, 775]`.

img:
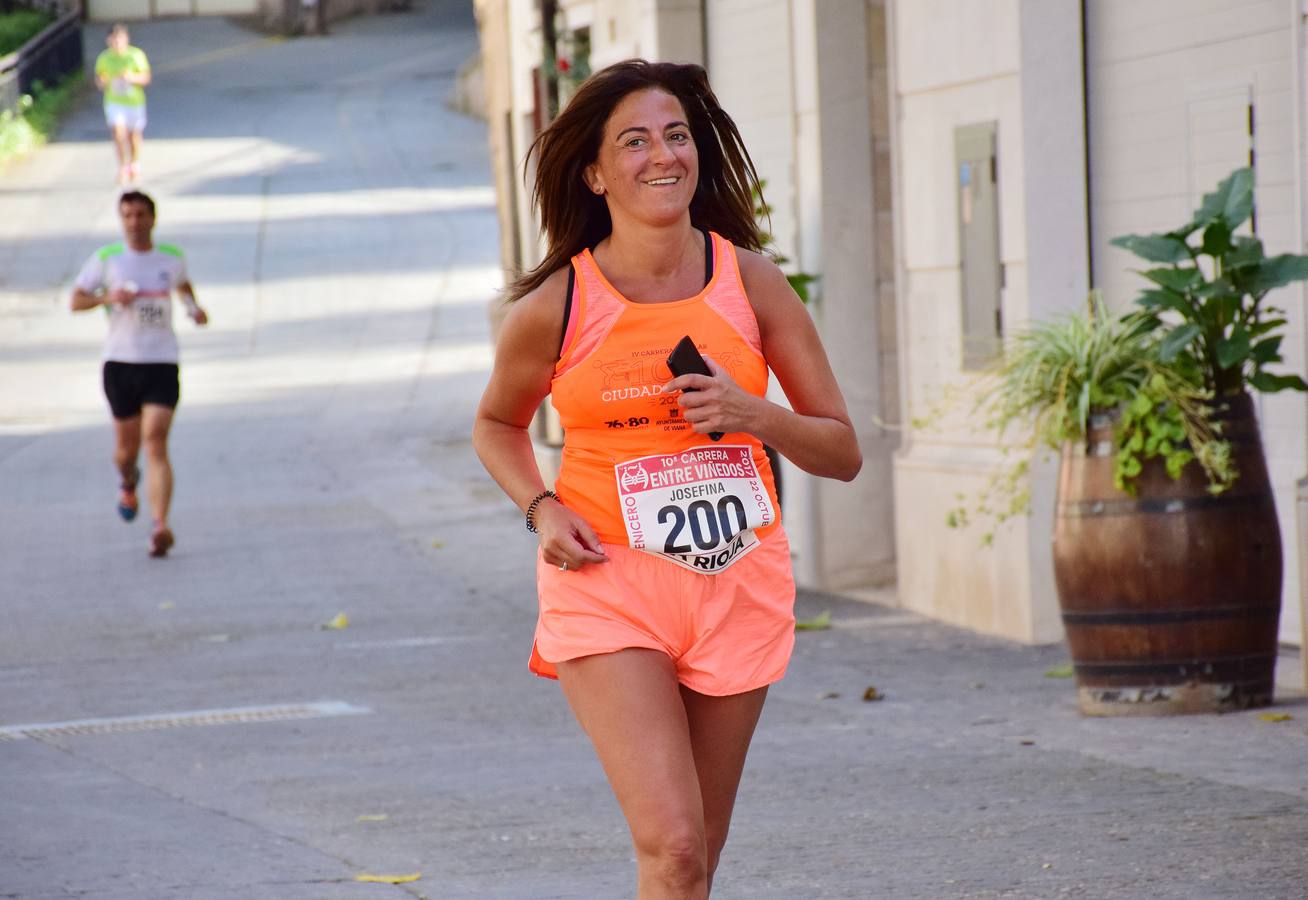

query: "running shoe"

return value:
[149, 525, 174, 558]
[116, 464, 140, 522]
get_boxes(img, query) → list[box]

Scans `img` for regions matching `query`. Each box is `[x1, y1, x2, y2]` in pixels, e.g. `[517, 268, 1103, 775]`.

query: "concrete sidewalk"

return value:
[1, 5, 1306, 899]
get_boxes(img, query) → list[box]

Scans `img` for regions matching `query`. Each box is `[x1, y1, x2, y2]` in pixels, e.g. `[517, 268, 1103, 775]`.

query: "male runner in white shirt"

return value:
[71, 191, 208, 557]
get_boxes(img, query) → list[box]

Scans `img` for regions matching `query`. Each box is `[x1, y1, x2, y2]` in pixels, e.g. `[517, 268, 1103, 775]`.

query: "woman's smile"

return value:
[586, 88, 700, 223]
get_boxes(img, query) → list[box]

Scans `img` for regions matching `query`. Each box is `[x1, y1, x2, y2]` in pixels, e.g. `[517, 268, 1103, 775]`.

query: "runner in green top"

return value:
[94, 24, 151, 184]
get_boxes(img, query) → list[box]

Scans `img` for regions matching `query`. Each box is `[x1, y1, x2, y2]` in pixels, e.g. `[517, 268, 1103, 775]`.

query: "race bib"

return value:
[134, 297, 169, 329]
[614, 444, 776, 574]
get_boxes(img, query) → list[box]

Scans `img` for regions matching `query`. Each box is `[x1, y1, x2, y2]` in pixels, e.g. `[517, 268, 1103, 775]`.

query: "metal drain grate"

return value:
[0, 701, 370, 742]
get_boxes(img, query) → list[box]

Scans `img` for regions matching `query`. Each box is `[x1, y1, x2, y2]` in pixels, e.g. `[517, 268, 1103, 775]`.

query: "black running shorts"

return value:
[102, 361, 180, 420]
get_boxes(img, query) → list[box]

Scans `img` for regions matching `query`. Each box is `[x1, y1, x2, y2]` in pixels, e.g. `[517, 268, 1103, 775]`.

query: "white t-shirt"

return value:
[75, 242, 190, 364]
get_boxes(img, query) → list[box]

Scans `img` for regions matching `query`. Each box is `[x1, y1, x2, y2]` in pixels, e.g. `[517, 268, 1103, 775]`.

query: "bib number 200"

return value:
[658, 495, 748, 554]
[614, 444, 776, 574]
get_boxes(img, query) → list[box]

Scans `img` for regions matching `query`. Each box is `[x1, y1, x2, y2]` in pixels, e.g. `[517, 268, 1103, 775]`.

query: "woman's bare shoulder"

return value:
[504, 266, 571, 336]
[733, 246, 800, 313]
[732, 245, 777, 276]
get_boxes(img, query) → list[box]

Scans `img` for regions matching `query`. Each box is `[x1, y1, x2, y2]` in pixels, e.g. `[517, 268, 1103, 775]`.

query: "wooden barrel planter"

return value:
[1052, 392, 1282, 716]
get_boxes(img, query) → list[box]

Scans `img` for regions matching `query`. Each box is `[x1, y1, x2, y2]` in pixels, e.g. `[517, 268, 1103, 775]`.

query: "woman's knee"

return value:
[636, 826, 707, 888]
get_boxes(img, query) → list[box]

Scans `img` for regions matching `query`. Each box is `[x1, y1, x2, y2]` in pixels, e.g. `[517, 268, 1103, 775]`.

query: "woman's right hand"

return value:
[537, 499, 609, 571]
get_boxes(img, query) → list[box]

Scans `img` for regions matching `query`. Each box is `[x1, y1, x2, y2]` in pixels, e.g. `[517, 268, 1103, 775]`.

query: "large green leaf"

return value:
[1201, 220, 1232, 257]
[1251, 335, 1284, 364]
[1245, 254, 1308, 295]
[1110, 233, 1190, 263]
[1194, 167, 1254, 229]
[1141, 267, 1201, 292]
[1249, 317, 1288, 337]
[1193, 278, 1235, 299]
[1136, 289, 1192, 316]
[1159, 323, 1203, 362]
[1227, 235, 1265, 268]
[1250, 371, 1308, 393]
[1134, 312, 1163, 334]
[1207, 292, 1241, 327]
[1215, 327, 1251, 369]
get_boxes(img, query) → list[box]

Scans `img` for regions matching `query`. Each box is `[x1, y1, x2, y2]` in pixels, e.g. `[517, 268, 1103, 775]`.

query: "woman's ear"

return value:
[583, 165, 605, 196]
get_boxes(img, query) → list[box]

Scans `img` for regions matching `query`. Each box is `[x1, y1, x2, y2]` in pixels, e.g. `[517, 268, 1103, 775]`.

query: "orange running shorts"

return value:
[530, 529, 796, 696]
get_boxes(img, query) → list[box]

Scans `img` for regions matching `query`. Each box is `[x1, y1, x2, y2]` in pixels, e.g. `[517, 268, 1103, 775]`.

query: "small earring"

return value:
[594, 185, 605, 195]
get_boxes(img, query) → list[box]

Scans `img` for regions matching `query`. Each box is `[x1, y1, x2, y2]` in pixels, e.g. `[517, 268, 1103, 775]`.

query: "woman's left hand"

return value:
[662, 358, 762, 438]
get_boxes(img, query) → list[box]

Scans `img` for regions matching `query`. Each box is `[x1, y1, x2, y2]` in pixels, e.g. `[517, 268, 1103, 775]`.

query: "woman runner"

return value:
[472, 59, 861, 899]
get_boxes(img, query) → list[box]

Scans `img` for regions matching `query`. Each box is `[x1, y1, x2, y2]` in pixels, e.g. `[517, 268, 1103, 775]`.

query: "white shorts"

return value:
[105, 104, 147, 133]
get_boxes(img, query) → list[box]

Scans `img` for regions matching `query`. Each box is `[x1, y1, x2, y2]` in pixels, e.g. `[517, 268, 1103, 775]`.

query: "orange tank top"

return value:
[551, 231, 781, 574]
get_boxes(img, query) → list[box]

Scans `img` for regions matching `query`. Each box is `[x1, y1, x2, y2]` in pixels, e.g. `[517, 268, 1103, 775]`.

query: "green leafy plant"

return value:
[984, 293, 1231, 490]
[751, 180, 818, 303]
[942, 168, 1308, 542]
[946, 293, 1233, 541]
[1111, 167, 1308, 397]
[0, 8, 56, 57]
[0, 69, 82, 166]
[556, 27, 591, 102]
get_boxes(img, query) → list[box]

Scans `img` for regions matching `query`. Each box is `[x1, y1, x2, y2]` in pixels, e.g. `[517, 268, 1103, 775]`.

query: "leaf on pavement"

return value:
[1259, 712, 1293, 723]
[355, 872, 421, 884]
[356, 814, 389, 823]
[1044, 664, 1075, 679]
[322, 613, 349, 630]
[795, 611, 831, 631]
[862, 685, 885, 702]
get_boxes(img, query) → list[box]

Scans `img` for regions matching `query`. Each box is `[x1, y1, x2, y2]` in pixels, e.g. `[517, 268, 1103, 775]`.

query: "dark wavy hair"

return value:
[507, 59, 765, 302]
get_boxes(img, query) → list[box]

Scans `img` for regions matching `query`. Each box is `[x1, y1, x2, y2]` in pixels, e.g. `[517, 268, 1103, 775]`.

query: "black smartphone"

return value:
[666, 335, 723, 441]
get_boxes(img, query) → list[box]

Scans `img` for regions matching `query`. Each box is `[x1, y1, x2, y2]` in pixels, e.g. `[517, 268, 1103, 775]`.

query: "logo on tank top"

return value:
[593, 348, 745, 403]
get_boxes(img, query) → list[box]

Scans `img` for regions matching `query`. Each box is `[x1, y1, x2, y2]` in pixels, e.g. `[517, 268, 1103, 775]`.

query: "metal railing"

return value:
[0, 7, 83, 117]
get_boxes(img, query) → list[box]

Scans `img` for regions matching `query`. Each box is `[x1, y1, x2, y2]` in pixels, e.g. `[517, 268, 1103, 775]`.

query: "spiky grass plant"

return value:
[949, 293, 1234, 541]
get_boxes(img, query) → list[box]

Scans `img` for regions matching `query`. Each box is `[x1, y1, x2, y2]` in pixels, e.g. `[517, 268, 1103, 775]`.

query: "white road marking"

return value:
[0, 701, 370, 741]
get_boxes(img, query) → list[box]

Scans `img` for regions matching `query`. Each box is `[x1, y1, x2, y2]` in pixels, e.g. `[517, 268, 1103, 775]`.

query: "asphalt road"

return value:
[1, 4, 1307, 898]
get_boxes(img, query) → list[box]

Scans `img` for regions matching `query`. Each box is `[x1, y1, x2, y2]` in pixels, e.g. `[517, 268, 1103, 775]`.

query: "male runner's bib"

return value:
[550, 232, 780, 574]
[74, 242, 189, 364]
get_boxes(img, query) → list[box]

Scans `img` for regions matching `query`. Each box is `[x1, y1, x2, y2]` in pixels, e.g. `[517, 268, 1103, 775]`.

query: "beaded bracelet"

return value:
[525, 490, 559, 533]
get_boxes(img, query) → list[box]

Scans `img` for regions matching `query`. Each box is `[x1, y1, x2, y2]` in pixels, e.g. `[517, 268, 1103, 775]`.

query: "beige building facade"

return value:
[473, 0, 1308, 654]
[892, 0, 1308, 652]
[891, 0, 1087, 644]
